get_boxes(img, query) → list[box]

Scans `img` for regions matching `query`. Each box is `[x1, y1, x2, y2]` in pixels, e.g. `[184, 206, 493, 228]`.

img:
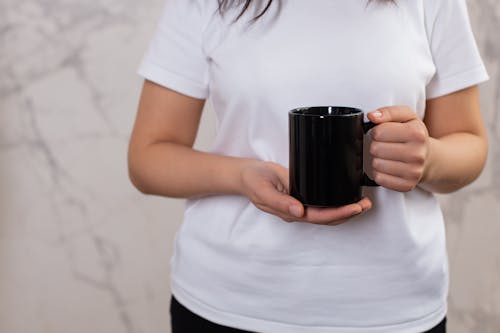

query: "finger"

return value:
[255, 199, 303, 223]
[291, 198, 372, 225]
[327, 198, 373, 226]
[368, 106, 418, 124]
[281, 197, 372, 224]
[276, 182, 285, 193]
[265, 162, 290, 191]
[372, 172, 416, 192]
[370, 122, 412, 143]
[370, 141, 425, 164]
[357, 197, 372, 211]
[372, 158, 423, 181]
[302, 201, 366, 224]
[257, 181, 304, 218]
[275, 168, 290, 193]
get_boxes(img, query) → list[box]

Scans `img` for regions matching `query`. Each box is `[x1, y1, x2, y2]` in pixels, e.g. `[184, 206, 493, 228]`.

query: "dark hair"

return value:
[218, 0, 395, 22]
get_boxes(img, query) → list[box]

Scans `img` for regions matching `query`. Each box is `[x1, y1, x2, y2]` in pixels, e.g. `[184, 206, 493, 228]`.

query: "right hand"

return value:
[239, 160, 372, 226]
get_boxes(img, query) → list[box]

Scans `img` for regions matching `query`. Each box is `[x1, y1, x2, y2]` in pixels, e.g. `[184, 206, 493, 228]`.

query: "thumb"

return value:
[262, 162, 304, 217]
[265, 162, 290, 190]
[367, 106, 417, 124]
[260, 181, 305, 218]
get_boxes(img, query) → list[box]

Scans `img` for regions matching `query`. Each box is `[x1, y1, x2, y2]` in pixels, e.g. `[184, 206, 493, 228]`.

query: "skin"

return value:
[128, 80, 488, 226]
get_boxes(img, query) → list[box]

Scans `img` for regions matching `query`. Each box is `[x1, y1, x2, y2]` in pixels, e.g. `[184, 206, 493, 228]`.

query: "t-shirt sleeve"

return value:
[138, 0, 209, 99]
[425, 0, 489, 99]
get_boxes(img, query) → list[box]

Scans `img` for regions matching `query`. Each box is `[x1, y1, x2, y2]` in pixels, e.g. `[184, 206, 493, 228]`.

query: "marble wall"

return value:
[0, 1, 498, 332]
[440, 2, 500, 332]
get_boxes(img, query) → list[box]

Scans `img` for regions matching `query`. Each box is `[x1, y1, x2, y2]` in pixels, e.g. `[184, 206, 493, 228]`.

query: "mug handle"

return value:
[362, 121, 379, 187]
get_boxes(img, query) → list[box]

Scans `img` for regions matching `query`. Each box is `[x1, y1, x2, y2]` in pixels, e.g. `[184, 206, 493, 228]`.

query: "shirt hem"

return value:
[137, 60, 208, 99]
[426, 64, 489, 100]
[171, 277, 448, 333]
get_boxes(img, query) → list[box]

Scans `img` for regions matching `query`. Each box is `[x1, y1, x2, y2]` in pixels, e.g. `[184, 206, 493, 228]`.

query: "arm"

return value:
[128, 80, 370, 224]
[420, 86, 488, 193]
[128, 80, 253, 198]
[367, 86, 488, 194]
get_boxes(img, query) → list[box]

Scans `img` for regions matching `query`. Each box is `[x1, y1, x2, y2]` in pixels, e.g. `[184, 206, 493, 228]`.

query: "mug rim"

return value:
[289, 106, 363, 117]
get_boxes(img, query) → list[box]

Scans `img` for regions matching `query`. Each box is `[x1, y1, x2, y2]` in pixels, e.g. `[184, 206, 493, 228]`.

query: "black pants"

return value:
[170, 295, 446, 333]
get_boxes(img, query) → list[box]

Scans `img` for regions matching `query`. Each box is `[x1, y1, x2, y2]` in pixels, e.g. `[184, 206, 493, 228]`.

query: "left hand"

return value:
[367, 106, 430, 192]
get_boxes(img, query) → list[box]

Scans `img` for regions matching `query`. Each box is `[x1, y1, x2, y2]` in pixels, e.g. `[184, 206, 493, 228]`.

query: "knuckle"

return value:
[372, 158, 382, 170]
[415, 167, 425, 180]
[411, 129, 426, 143]
[373, 172, 384, 185]
[415, 131, 427, 143]
[413, 152, 426, 164]
[276, 201, 291, 217]
[408, 122, 427, 142]
[371, 128, 382, 141]
[408, 168, 421, 181]
[370, 142, 379, 156]
[401, 182, 415, 192]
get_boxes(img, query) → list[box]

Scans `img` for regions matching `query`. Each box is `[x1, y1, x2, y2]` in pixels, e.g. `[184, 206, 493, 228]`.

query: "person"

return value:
[128, 0, 489, 332]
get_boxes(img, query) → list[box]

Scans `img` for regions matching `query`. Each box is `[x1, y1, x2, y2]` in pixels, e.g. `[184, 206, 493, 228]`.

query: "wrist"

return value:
[234, 158, 263, 196]
[419, 137, 440, 190]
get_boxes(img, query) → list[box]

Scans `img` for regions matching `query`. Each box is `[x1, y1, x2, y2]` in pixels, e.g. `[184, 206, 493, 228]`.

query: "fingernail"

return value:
[289, 205, 302, 217]
[371, 110, 383, 118]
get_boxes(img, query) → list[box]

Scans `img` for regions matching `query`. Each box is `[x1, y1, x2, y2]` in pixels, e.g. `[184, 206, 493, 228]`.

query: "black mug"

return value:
[289, 106, 378, 207]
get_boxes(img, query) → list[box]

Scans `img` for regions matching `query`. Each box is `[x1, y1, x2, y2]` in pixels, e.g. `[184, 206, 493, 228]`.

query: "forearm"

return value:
[419, 133, 488, 193]
[128, 142, 256, 198]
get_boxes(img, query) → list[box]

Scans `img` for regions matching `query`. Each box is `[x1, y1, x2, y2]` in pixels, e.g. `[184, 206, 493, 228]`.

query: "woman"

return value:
[128, 0, 489, 332]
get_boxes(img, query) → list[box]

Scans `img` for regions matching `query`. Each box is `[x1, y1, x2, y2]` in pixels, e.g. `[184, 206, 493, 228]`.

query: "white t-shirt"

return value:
[138, 1, 488, 332]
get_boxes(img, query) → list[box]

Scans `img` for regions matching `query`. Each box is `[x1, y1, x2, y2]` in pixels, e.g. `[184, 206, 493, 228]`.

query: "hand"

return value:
[367, 106, 430, 192]
[239, 160, 372, 226]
